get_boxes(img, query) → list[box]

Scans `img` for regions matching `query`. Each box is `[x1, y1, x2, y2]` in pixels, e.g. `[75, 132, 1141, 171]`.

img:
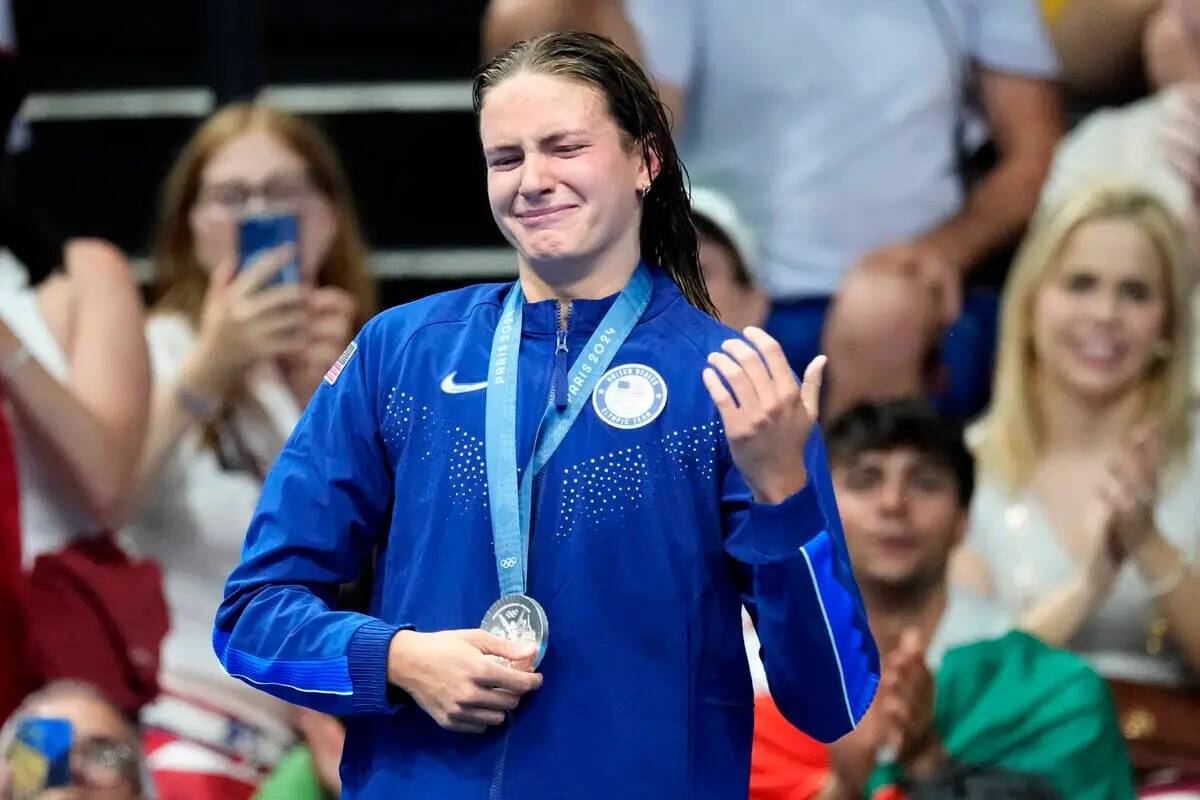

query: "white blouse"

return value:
[967, 430, 1200, 688]
[123, 312, 302, 704]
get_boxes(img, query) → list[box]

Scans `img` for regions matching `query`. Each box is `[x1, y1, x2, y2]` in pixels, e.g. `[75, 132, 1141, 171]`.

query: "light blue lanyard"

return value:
[484, 263, 653, 597]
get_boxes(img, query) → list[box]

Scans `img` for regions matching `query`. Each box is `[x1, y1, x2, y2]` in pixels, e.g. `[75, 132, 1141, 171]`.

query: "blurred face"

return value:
[1031, 218, 1169, 403]
[833, 448, 965, 594]
[21, 693, 140, 800]
[480, 71, 650, 270]
[1145, 0, 1200, 89]
[189, 127, 336, 284]
[699, 233, 759, 325]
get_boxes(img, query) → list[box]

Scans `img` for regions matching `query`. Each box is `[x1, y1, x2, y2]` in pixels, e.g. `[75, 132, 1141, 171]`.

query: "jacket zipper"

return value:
[487, 731, 510, 800]
[488, 301, 570, 800]
[552, 301, 571, 411]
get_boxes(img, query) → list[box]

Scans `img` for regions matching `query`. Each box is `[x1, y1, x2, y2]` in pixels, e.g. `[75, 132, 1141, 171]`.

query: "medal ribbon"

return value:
[485, 263, 652, 598]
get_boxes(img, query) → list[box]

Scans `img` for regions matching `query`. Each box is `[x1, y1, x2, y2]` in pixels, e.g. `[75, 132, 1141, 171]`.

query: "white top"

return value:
[0, 251, 103, 563]
[967, 431, 1200, 687]
[124, 312, 302, 709]
[925, 586, 1012, 670]
[742, 587, 1010, 696]
[623, 0, 1058, 297]
[1038, 87, 1200, 394]
[1039, 88, 1190, 219]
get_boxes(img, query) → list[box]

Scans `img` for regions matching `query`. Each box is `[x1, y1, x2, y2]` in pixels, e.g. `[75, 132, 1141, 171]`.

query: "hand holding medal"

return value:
[702, 327, 825, 504]
[386, 629, 543, 734]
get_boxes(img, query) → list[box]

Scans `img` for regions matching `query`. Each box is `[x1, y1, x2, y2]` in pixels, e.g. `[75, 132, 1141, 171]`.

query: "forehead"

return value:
[479, 71, 616, 145]
[835, 447, 944, 473]
[202, 127, 307, 182]
[1056, 217, 1165, 282]
[29, 694, 130, 743]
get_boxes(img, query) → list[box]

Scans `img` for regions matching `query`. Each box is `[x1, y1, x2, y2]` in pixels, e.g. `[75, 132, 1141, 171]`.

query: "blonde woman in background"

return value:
[124, 103, 376, 800]
[955, 185, 1199, 788]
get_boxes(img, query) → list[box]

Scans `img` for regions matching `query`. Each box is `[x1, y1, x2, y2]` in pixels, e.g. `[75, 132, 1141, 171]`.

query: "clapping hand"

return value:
[1098, 425, 1166, 557]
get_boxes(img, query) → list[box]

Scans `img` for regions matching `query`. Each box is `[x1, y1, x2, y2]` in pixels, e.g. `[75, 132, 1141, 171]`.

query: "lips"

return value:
[516, 205, 576, 225]
[873, 532, 920, 556]
[1065, 336, 1129, 371]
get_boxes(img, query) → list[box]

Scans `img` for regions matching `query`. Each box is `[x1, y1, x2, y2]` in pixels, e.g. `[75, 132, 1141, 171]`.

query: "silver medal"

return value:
[480, 594, 549, 669]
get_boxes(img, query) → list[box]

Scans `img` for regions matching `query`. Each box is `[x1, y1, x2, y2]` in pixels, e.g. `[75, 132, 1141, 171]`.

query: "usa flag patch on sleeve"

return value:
[324, 341, 357, 386]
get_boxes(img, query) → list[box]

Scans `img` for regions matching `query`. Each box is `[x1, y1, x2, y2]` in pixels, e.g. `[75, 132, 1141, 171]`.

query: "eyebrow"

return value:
[484, 129, 592, 156]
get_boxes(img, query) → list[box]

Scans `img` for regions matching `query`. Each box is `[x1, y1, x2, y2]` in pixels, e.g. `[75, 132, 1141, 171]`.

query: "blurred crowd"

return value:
[0, 1, 1198, 798]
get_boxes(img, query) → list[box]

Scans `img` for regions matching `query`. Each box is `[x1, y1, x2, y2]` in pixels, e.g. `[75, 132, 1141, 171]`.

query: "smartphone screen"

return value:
[7, 717, 72, 798]
[238, 213, 301, 286]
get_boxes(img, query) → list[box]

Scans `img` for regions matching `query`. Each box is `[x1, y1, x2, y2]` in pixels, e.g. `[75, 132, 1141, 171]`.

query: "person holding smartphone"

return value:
[213, 33, 878, 800]
[122, 104, 376, 800]
[0, 681, 145, 800]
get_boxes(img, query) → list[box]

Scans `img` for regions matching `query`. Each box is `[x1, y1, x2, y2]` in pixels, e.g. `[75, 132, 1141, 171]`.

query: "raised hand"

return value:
[1161, 85, 1200, 198]
[701, 327, 823, 504]
[181, 245, 307, 401]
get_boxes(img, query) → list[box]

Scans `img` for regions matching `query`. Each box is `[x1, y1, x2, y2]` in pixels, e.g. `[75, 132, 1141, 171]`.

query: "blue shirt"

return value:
[213, 268, 879, 799]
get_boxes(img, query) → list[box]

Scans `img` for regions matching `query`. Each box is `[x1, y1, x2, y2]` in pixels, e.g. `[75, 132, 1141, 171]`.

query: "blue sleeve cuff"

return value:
[348, 619, 407, 714]
[747, 481, 828, 562]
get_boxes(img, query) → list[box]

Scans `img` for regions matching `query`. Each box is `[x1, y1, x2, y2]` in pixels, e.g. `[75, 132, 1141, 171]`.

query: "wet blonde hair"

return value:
[151, 102, 376, 331]
[975, 184, 1194, 489]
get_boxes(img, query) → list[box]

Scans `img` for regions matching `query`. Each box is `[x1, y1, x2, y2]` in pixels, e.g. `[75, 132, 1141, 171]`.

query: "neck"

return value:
[517, 228, 642, 305]
[862, 578, 948, 654]
[1034, 367, 1143, 456]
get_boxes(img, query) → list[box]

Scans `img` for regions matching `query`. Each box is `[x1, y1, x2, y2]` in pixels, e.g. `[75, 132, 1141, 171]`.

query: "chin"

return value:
[1058, 367, 1145, 402]
[867, 567, 922, 588]
[518, 230, 578, 261]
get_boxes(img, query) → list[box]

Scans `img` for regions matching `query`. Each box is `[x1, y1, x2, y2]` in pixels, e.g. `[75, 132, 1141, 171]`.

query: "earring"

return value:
[638, 182, 652, 199]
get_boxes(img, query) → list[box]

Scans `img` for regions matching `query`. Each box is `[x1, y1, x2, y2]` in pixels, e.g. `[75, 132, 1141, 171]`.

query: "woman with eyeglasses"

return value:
[0, 681, 145, 800]
[122, 103, 376, 800]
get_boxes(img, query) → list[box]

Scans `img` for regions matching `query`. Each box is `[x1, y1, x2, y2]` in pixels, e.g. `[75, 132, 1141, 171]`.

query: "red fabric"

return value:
[23, 534, 169, 715]
[1139, 783, 1200, 797]
[143, 728, 259, 800]
[0, 391, 32, 721]
[750, 694, 832, 800]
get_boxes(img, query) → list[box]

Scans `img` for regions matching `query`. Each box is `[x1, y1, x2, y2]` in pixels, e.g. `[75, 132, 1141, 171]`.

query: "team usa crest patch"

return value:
[592, 364, 667, 429]
[324, 341, 358, 386]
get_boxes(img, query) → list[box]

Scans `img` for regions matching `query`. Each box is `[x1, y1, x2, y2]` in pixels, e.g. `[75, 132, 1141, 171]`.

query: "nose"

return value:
[518, 153, 554, 198]
[877, 475, 907, 515]
[1086, 287, 1121, 324]
[244, 192, 271, 215]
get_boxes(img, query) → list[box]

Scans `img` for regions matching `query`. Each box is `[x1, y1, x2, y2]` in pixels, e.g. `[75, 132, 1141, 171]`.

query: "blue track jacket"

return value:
[214, 267, 879, 799]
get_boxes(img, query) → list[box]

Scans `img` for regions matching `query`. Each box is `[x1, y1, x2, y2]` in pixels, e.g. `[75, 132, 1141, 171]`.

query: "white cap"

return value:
[689, 186, 759, 271]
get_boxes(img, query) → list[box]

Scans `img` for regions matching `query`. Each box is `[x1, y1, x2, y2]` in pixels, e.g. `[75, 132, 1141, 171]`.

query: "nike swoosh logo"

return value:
[440, 371, 488, 394]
